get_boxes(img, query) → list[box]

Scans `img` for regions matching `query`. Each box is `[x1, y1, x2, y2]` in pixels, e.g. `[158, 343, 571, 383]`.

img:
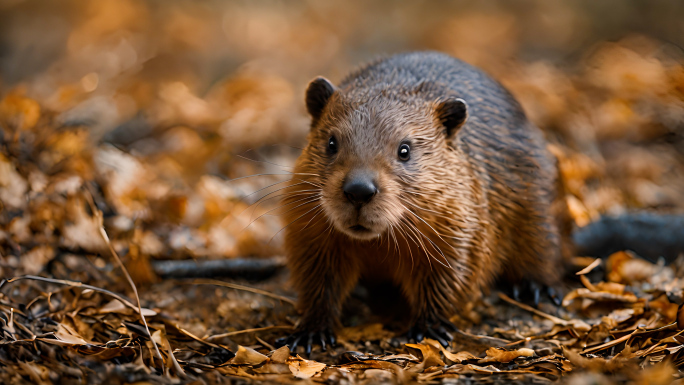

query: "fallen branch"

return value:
[151, 257, 285, 280]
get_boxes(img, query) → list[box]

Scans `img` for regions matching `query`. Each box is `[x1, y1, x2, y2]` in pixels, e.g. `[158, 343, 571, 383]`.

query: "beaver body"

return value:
[280, 52, 572, 350]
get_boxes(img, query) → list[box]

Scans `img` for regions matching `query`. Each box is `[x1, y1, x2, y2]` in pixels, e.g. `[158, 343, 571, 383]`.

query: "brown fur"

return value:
[281, 52, 572, 339]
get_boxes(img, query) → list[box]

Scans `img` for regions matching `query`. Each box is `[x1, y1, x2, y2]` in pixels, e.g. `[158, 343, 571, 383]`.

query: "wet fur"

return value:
[282, 52, 572, 334]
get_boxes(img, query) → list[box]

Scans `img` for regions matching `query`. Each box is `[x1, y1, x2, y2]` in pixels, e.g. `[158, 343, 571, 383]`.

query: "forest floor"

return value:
[2, 2, 684, 383]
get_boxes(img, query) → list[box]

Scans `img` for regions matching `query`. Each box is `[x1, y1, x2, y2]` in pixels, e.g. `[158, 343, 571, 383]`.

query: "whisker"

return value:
[242, 179, 304, 201]
[300, 206, 325, 232]
[389, 224, 410, 271]
[240, 179, 319, 210]
[241, 181, 308, 216]
[244, 187, 320, 218]
[307, 216, 333, 242]
[222, 172, 322, 183]
[235, 153, 294, 170]
[269, 203, 323, 244]
[398, 196, 455, 221]
[401, 218, 451, 270]
[271, 195, 322, 217]
[402, 219, 436, 270]
[243, 194, 321, 230]
[380, 226, 392, 265]
[264, 143, 304, 151]
[246, 191, 320, 223]
[399, 202, 455, 269]
[390, 225, 401, 258]
[322, 221, 335, 240]
[398, 220, 426, 271]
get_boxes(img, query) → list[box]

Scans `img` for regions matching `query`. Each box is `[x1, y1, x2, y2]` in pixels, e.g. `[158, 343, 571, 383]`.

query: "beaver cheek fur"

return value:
[321, 165, 405, 241]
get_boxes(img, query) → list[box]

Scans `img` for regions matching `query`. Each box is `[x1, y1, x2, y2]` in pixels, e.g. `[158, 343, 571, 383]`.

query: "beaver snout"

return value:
[343, 171, 378, 206]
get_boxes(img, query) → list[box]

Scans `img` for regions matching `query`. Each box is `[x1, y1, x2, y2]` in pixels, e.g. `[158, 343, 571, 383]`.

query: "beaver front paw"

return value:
[510, 281, 562, 307]
[275, 327, 336, 355]
[407, 315, 458, 347]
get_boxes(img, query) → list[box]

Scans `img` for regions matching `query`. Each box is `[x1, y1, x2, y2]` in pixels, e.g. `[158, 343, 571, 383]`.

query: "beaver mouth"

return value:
[349, 224, 371, 233]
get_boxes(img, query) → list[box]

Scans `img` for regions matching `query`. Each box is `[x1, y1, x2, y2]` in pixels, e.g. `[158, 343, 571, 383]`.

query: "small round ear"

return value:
[435, 97, 468, 139]
[305, 77, 336, 122]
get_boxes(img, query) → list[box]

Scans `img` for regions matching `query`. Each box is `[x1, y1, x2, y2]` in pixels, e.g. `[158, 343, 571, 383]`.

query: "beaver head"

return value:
[297, 76, 468, 241]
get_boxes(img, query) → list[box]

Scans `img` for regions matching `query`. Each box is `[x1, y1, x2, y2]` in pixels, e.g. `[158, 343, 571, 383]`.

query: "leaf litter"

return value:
[1, 1, 684, 384]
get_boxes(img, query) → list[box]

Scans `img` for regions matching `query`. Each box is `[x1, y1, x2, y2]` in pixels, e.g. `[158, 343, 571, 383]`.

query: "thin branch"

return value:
[185, 279, 296, 306]
[84, 192, 168, 374]
[204, 325, 293, 341]
[498, 293, 570, 325]
[1, 275, 142, 314]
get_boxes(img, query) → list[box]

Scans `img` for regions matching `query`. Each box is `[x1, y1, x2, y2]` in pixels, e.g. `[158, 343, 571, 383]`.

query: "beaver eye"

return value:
[327, 136, 338, 155]
[398, 143, 410, 161]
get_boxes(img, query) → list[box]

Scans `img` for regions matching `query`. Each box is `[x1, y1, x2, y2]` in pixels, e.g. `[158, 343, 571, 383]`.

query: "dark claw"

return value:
[427, 328, 448, 347]
[275, 336, 287, 347]
[328, 331, 336, 347]
[290, 334, 303, 351]
[276, 329, 335, 355]
[506, 280, 562, 308]
[547, 286, 562, 306]
[407, 316, 457, 346]
[512, 285, 521, 302]
[437, 315, 458, 332]
[318, 334, 326, 352]
[305, 334, 313, 355]
[530, 281, 541, 308]
[438, 325, 453, 341]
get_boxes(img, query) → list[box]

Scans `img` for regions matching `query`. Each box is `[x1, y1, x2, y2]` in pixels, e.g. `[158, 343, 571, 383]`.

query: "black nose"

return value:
[343, 175, 378, 205]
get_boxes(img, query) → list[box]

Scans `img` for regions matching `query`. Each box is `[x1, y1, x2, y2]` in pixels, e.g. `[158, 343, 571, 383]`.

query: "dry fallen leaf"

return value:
[405, 342, 446, 368]
[606, 250, 664, 284]
[287, 356, 327, 379]
[441, 348, 478, 364]
[98, 299, 157, 317]
[231, 345, 269, 365]
[562, 287, 639, 308]
[0, 155, 29, 210]
[480, 347, 535, 363]
[0, 91, 41, 132]
[270, 345, 290, 363]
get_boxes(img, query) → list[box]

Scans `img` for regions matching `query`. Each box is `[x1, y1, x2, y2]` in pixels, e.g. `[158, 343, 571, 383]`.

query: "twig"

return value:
[452, 329, 511, 347]
[1, 275, 141, 313]
[255, 336, 275, 351]
[185, 278, 296, 306]
[581, 332, 633, 354]
[205, 325, 293, 341]
[576, 258, 601, 275]
[499, 292, 586, 329]
[84, 192, 169, 375]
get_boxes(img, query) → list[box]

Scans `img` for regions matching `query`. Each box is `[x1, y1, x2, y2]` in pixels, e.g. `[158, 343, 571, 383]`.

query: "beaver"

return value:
[278, 51, 574, 352]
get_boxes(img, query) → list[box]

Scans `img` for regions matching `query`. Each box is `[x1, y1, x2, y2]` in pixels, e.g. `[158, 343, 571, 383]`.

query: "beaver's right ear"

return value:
[435, 97, 468, 139]
[306, 77, 336, 122]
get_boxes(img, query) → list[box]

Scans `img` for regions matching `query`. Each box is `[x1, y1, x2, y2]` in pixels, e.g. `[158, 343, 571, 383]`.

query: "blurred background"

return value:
[1, 0, 684, 266]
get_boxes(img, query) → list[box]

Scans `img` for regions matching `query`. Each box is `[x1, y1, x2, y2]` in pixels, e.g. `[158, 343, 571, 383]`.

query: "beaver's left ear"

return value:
[435, 97, 468, 139]
[306, 77, 336, 123]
